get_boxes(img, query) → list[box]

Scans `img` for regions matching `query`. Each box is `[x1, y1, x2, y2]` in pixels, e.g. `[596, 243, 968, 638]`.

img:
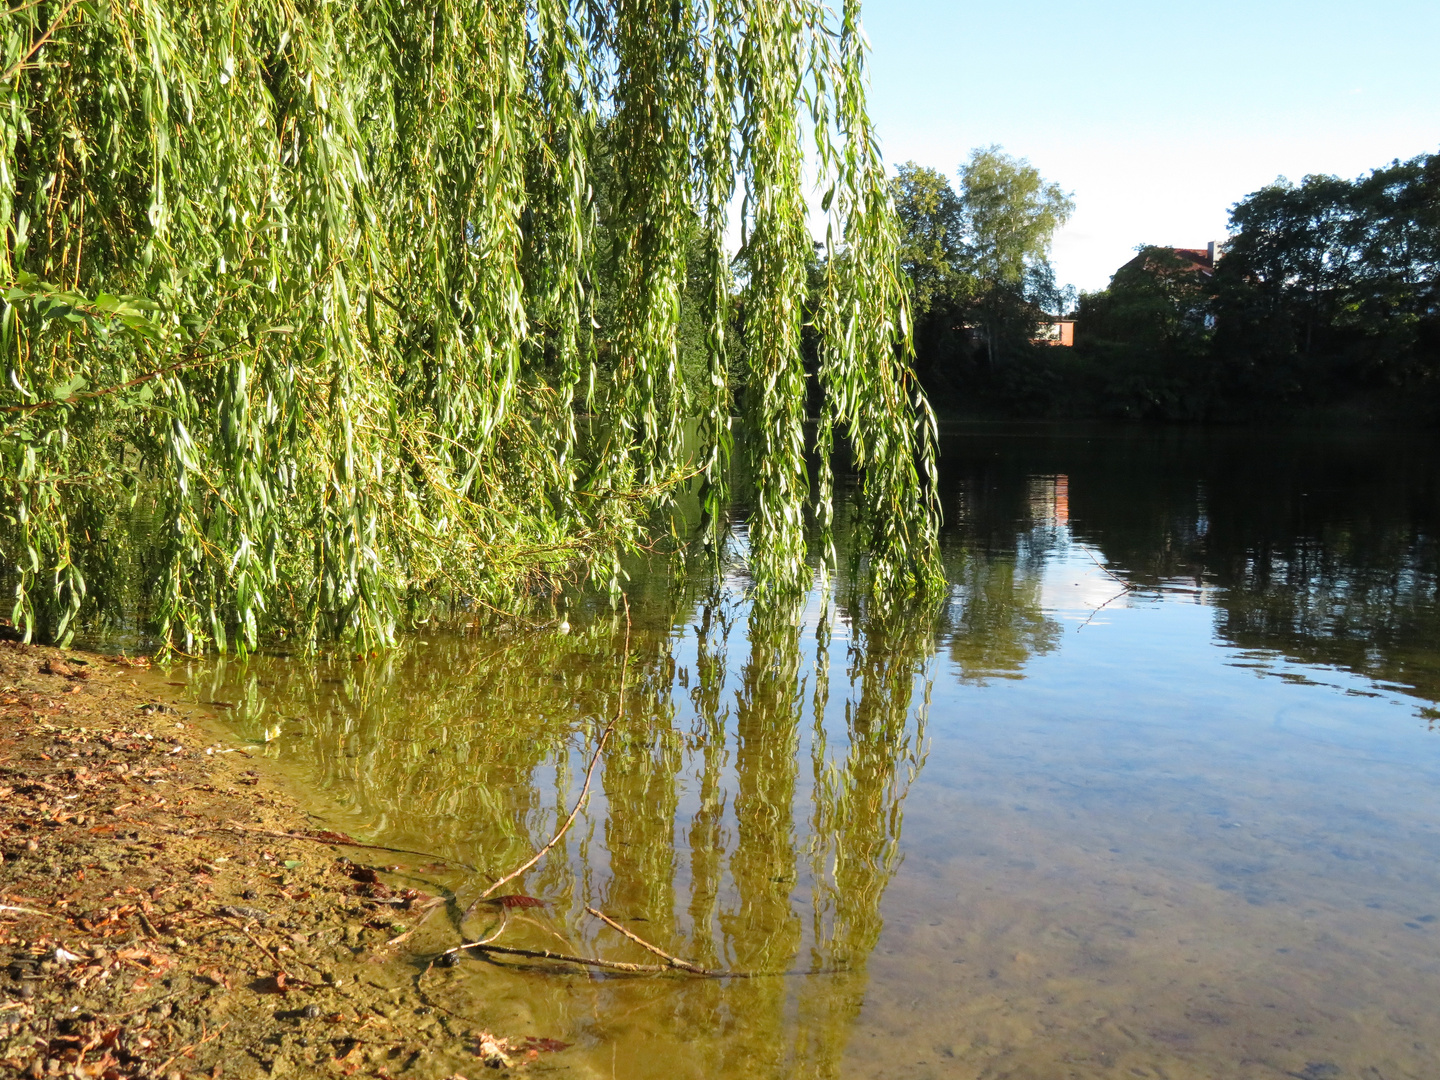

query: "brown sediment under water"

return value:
[163, 425, 1440, 1078]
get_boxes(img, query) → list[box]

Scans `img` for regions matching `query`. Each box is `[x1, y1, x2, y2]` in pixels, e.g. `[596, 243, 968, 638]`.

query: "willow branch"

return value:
[0, 350, 232, 414]
[1, 0, 82, 83]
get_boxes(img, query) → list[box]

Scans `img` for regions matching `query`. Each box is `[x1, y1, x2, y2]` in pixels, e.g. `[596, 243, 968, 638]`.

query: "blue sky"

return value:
[860, 0, 1440, 292]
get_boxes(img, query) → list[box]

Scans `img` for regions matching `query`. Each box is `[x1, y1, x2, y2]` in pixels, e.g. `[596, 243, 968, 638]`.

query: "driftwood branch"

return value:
[1084, 548, 1136, 590]
[450, 940, 841, 980]
[452, 941, 701, 976]
[420, 603, 841, 984]
[439, 909, 510, 957]
[585, 906, 715, 975]
[1074, 550, 1136, 633]
[479, 600, 631, 900]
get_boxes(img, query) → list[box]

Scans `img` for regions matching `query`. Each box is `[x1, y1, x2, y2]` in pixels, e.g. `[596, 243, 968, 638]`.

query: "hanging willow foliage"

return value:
[0, 0, 941, 652]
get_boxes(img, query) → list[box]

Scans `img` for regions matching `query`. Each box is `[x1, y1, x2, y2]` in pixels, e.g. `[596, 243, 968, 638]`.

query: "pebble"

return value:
[303, 1004, 322, 1019]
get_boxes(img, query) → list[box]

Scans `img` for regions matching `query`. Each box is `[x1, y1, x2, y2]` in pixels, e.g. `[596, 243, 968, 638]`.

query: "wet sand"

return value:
[0, 640, 556, 1079]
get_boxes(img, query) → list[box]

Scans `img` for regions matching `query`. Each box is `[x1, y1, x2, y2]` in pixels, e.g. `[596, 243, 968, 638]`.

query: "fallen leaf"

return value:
[475, 1033, 512, 1069]
[518, 1037, 571, 1054]
[493, 895, 545, 910]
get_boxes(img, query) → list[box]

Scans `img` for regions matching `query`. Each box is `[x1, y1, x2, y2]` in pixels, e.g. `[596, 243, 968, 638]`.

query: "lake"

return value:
[175, 424, 1440, 1079]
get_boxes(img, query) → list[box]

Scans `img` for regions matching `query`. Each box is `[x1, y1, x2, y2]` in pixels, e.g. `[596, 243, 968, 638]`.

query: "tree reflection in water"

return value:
[932, 426, 1440, 712]
[185, 574, 936, 1077]
[172, 425, 1440, 1075]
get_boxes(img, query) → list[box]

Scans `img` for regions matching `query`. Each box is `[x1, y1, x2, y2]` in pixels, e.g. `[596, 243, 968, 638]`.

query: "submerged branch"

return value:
[454, 941, 698, 976]
[585, 906, 714, 975]
[439, 909, 509, 957]
[478, 600, 630, 900]
[449, 941, 843, 980]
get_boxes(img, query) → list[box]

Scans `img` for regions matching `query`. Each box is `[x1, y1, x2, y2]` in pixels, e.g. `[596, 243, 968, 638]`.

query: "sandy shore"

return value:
[0, 639, 532, 1079]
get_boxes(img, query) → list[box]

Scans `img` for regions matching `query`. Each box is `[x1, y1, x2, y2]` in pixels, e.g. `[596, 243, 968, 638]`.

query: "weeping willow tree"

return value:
[0, 0, 940, 652]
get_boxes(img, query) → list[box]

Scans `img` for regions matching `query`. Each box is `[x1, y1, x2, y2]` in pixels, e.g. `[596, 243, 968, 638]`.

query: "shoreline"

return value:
[0, 639, 527, 1079]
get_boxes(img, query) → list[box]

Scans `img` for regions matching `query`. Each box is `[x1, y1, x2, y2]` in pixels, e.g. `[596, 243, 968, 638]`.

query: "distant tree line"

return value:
[895, 150, 1440, 423]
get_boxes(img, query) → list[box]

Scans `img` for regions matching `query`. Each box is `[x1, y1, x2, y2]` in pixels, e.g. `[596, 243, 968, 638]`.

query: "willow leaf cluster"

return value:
[0, 0, 940, 651]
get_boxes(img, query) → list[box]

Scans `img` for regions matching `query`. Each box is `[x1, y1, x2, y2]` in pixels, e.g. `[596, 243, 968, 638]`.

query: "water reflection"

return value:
[171, 424, 1440, 1077]
[187, 583, 934, 1078]
[934, 426, 1440, 711]
[940, 541, 1061, 685]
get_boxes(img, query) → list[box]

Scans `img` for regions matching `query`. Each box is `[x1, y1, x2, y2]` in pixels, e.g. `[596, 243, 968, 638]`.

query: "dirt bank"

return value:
[0, 640, 543, 1080]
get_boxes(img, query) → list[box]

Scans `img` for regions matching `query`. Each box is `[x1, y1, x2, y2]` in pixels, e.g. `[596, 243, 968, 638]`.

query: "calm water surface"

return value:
[178, 426, 1440, 1079]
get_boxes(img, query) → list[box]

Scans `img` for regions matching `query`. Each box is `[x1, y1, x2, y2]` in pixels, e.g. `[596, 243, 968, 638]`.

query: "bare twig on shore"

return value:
[0, 903, 64, 920]
[113, 990, 180, 1020]
[214, 914, 289, 974]
[584, 907, 714, 975]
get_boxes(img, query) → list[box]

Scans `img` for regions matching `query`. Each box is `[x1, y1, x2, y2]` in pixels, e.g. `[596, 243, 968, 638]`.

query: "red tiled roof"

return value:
[1118, 246, 1215, 279]
[1170, 248, 1215, 273]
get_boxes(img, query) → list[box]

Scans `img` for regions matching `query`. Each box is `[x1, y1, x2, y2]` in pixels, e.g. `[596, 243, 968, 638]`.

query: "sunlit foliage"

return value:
[889, 149, 1074, 385]
[0, 0, 941, 650]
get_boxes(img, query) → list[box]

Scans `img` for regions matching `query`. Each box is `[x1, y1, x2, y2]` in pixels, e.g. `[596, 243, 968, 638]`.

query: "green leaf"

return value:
[49, 376, 88, 400]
